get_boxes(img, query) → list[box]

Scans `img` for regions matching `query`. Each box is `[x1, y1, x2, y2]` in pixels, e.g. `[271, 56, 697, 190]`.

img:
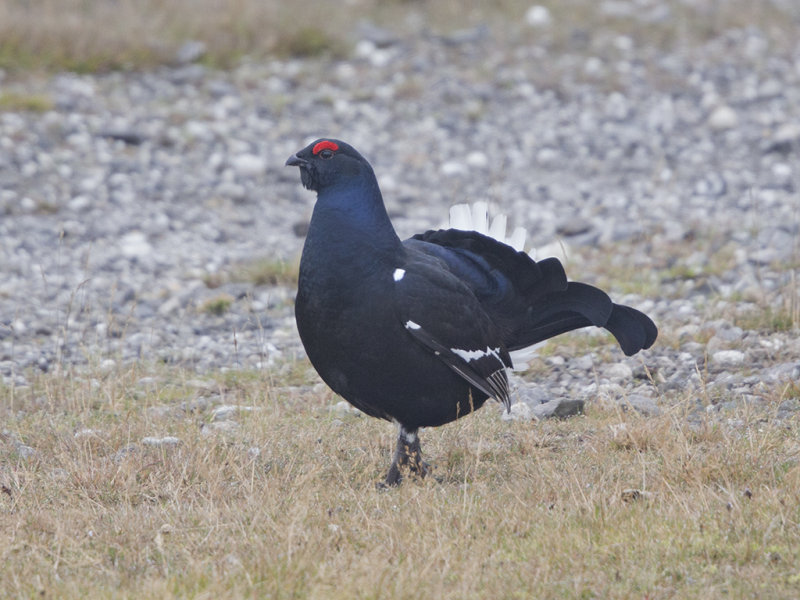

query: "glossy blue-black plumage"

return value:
[287, 138, 657, 484]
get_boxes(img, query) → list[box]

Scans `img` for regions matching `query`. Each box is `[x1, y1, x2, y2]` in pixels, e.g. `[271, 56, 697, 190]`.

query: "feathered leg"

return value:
[384, 425, 427, 486]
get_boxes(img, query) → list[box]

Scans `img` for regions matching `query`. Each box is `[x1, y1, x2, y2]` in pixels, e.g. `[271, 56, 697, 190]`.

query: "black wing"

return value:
[391, 256, 512, 411]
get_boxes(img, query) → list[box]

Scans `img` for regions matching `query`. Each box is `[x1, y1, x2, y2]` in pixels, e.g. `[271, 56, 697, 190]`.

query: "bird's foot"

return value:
[380, 458, 429, 487]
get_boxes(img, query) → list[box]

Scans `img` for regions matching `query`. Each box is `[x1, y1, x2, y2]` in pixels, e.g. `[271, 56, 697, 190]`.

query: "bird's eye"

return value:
[319, 149, 334, 160]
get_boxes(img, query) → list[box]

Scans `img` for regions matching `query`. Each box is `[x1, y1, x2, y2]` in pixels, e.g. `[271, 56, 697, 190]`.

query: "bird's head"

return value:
[285, 139, 372, 192]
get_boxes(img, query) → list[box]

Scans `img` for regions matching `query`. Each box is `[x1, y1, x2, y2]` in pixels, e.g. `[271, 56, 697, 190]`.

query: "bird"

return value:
[285, 138, 657, 485]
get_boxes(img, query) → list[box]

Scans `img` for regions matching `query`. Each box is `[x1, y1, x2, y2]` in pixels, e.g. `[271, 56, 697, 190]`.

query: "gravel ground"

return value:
[1, 14, 799, 422]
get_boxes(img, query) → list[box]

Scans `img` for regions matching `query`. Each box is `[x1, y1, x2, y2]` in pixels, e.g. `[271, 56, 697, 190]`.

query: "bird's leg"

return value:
[384, 425, 427, 486]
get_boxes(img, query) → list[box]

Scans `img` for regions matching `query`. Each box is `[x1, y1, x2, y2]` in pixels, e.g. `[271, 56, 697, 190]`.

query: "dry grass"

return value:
[0, 0, 798, 73]
[203, 257, 300, 289]
[0, 0, 347, 72]
[2, 363, 799, 598]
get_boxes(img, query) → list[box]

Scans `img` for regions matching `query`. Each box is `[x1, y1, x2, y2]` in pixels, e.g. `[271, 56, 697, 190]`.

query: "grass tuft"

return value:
[0, 91, 54, 112]
[274, 27, 348, 59]
[199, 293, 235, 315]
[735, 305, 797, 333]
[237, 258, 300, 287]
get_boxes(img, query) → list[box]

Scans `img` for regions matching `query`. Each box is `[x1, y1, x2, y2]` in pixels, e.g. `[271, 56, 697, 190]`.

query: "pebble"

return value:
[74, 428, 103, 439]
[502, 401, 532, 421]
[532, 398, 585, 420]
[572, 355, 594, 371]
[231, 154, 267, 177]
[330, 401, 363, 417]
[771, 122, 800, 147]
[708, 105, 739, 131]
[176, 40, 207, 65]
[119, 232, 153, 259]
[212, 404, 259, 421]
[141, 436, 182, 447]
[201, 421, 240, 436]
[712, 350, 746, 366]
[440, 161, 468, 177]
[466, 151, 489, 169]
[113, 444, 138, 462]
[525, 5, 552, 27]
[14, 443, 36, 460]
[624, 395, 661, 416]
[604, 363, 634, 381]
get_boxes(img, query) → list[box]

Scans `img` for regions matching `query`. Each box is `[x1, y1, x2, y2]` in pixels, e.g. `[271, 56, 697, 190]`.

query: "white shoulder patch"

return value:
[393, 268, 406, 282]
[405, 320, 421, 330]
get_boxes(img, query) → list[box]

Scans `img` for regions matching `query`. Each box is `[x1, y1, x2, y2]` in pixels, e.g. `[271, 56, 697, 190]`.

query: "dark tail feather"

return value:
[605, 304, 658, 356]
[507, 283, 658, 355]
[506, 282, 612, 350]
[535, 257, 568, 297]
[506, 313, 593, 350]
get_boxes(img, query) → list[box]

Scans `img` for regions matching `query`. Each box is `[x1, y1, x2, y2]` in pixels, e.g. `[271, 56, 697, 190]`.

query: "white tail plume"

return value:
[448, 202, 528, 252]
[447, 202, 571, 370]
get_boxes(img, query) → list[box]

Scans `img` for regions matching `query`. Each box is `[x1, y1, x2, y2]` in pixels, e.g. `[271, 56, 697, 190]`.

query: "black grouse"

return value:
[286, 138, 657, 485]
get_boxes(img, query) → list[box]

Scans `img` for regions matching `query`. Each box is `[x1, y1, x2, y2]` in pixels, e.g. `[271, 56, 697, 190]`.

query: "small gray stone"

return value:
[532, 398, 584, 419]
[440, 161, 467, 176]
[201, 421, 240, 436]
[217, 181, 247, 200]
[113, 444, 138, 462]
[176, 41, 207, 64]
[621, 489, 655, 502]
[141, 436, 181, 447]
[513, 384, 551, 405]
[330, 401, 363, 417]
[14, 442, 36, 460]
[501, 401, 533, 421]
[168, 64, 206, 83]
[212, 404, 259, 421]
[624, 394, 661, 416]
[231, 154, 266, 178]
[712, 350, 746, 366]
[356, 22, 399, 48]
[439, 24, 489, 46]
[604, 363, 633, 380]
[74, 428, 103, 439]
[525, 5, 552, 27]
[715, 326, 744, 342]
[708, 105, 738, 131]
[180, 396, 213, 413]
[572, 355, 594, 371]
[146, 405, 174, 419]
[556, 217, 592, 237]
[119, 231, 153, 259]
[773, 122, 800, 145]
[466, 151, 489, 169]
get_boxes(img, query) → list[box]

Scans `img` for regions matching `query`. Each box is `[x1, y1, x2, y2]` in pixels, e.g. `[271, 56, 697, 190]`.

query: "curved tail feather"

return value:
[605, 304, 658, 356]
[506, 282, 657, 356]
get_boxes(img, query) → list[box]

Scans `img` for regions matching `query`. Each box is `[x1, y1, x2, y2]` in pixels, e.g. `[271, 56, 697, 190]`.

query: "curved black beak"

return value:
[285, 153, 307, 167]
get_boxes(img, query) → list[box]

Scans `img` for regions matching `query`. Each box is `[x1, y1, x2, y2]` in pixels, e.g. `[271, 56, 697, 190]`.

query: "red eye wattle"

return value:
[312, 140, 339, 155]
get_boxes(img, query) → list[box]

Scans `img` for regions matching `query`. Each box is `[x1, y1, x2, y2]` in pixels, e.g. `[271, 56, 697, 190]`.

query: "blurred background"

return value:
[0, 0, 797, 72]
[1, 0, 798, 384]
